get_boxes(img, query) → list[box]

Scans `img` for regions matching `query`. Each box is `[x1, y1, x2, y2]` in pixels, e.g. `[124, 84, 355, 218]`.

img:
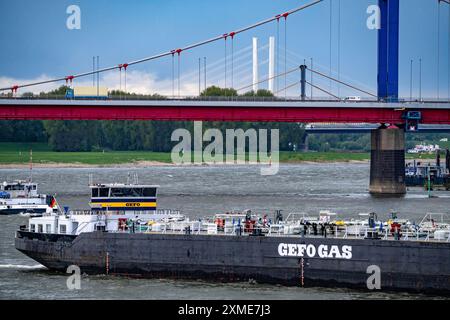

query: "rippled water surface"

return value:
[1, 164, 449, 299]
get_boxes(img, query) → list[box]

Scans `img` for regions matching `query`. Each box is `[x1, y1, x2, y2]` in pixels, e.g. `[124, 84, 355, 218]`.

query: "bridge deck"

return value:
[1, 99, 449, 124]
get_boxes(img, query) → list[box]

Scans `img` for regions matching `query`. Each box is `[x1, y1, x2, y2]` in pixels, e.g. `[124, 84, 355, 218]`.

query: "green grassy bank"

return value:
[0, 142, 440, 166]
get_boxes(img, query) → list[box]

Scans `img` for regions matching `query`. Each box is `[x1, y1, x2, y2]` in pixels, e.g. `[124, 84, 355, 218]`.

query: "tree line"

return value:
[0, 120, 308, 152]
[1, 86, 448, 152]
[0, 86, 306, 152]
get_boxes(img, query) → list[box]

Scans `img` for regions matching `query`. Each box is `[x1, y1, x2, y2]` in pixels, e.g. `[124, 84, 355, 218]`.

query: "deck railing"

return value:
[118, 221, 450, 243]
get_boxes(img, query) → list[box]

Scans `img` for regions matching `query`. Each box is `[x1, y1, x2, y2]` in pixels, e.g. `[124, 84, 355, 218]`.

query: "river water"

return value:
[0, 163, 449, 299]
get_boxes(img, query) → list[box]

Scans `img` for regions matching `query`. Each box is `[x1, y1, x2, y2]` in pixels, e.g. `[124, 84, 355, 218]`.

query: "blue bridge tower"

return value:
[377, 0, 399, 102]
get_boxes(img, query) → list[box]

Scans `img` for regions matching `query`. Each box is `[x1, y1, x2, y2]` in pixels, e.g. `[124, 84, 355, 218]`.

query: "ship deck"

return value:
[105, 224, 450, 244]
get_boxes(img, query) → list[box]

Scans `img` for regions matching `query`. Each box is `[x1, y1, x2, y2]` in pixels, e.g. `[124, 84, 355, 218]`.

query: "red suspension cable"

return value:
[0, 0, 323, 92]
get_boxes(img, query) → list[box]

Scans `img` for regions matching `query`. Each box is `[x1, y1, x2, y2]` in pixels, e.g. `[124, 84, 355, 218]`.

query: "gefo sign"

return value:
[278, 243, 352, 260]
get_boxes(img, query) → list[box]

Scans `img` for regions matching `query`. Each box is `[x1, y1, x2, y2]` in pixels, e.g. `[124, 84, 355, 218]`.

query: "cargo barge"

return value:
[15, 183, 450, 294]
[405, 149, 450, 190]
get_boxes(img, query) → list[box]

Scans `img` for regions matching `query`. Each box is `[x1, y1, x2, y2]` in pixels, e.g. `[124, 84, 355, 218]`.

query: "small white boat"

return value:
[0, 180, 53, 215]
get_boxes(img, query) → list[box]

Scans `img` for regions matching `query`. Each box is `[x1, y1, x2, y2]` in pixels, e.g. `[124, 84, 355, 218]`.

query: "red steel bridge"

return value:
[0, 99, 449, 124]
[0, 0, 449, 126]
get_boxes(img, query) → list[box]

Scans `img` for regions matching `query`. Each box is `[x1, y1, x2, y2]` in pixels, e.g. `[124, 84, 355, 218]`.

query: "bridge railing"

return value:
[0, 94, 382, 103]
[2, 94, 449, 104]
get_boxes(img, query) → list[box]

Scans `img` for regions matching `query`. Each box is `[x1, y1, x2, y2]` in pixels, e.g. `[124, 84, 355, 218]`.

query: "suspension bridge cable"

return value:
[177, 46, 257, 88]
[172, 54, 175, 97]
[199, 46, 266, 85]
[178, 53, 181, 97]
[0, 0, 323, 92]
[198, 58, 256, 89]
[337, 0, 341, 98]
[124, 67, 127, 93]
[310, 57, 313, 99]
[307, 68, 377, 98]
[419, 58, 422, 101]
[276, 18, 280, 94]
[236, 65, 300, 92]
[231, 59, 269, 84]
[306, 80, 340, 100]
[96, 56, 100, 97]
[198, 58, 201, 96]
[231, 36, 234, 89]
[175, 45, 253, 85]
[285, 50, 378, 97]
[224, 36, 227, 88]
[234, 68, 281, 93]
[204, 57, 206, 91]
[329, 0, 333, 92]
[410, 59, 413, 101]
[284, 16, 288, 100]
[92, 57, 95, 87]
[274, 80, 300, 95]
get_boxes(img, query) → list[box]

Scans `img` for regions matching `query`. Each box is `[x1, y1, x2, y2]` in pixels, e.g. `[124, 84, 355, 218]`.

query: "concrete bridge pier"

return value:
[369, 126, 406, 195]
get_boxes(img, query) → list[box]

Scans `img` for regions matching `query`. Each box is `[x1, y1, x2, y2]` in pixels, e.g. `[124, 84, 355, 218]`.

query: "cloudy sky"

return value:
[0, 0, 449, 98]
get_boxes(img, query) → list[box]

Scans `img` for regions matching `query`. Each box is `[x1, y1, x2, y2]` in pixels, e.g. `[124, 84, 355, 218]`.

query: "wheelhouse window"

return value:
[143, 188, 156, 197]
[30, 224, 35, 232]
[60, 225, 67, 234]
[91, 188, 99, 198]
[111, 188, 132, 197]
[46, 224, 51, 233]
[110, 187, 156, 197]
[93, 187, 157, 198]
[5, 185, 25, 191]
[99, 188, 109, 197]
[38, 224, 43, 233]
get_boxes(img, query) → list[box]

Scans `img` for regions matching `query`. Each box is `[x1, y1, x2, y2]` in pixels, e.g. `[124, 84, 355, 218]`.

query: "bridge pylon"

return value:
[378, 0, 399, 102]
[369, 125, 406, 195]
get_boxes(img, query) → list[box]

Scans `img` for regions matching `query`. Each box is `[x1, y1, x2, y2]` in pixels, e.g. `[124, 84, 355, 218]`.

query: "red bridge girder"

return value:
[0, 104, 449, 124]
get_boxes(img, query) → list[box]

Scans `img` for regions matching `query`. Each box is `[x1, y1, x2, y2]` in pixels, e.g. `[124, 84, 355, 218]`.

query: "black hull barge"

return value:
[15, 229, 450, 294]
[14, 183, 450, 294]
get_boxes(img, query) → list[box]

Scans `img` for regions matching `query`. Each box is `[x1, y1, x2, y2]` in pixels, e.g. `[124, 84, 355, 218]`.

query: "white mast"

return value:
[268, 36, 275, 93]
[252, 37, 259, 93]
